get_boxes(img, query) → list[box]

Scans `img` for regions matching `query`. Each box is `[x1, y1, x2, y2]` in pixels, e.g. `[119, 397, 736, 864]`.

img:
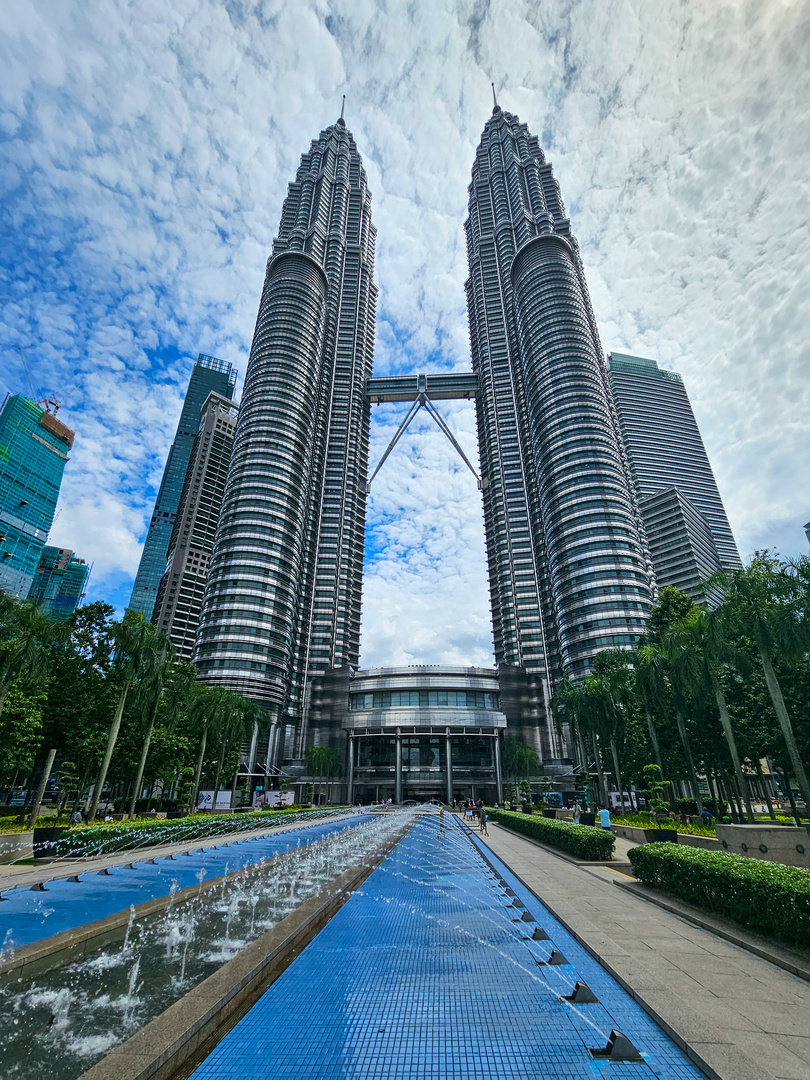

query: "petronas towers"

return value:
[194, 102, 655, 764]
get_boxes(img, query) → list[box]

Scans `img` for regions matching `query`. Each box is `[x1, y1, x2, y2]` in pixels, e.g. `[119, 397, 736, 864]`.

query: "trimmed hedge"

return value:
[628, 842, 810, 947]
[489, 809, 615, 861]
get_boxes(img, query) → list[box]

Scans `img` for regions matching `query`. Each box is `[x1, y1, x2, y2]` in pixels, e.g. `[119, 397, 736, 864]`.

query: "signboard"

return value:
[9, 789, 27, 806]
[253, 790, 295, 808]
[196, 789, 232, 811]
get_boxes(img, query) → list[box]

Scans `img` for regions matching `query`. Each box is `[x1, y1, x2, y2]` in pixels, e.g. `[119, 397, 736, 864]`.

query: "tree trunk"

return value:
[758, 647, 810, 818]
[128, 702, 158, 819]
[674, 709, 705, 813]
[27, 748, 57, 829]
[212, 736, 229, 808]
[609, 737, 624, 811]
[708, 669, 755, 820]
[191, 723, 209, 811]
[644, 707, 666, 777]
[722, 772, 741, 821]
[88, 680, 131, 823]
[755, 759, 776, 820]
[592, 732, 608, 808]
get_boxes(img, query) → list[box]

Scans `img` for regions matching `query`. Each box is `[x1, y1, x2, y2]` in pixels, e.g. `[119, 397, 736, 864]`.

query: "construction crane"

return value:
[16, 346, 62, 414]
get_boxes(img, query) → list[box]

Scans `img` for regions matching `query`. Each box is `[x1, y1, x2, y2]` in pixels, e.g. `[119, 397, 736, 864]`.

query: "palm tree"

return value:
[710, 554, 810, 815]
[0, 595, 67, 717]
[664, 609, 755, 820]
[126, 634, 176, 818]
[322, 746, 342, 804]
[87, 613, 158, 822]
[502, 737, 541, 786]
[634, 642, 705, 813]
[209, 693, 258, 807]
[590, 651, 635, 809]
[551, 678, 594, 806]
[188, 684, 231, 811]
[633, 645, 668, 782]
[305, 745, 333, 805]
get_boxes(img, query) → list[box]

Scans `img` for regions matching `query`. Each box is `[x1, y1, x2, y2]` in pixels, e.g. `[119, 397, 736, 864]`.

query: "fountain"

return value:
[0, 811, 412, 1080]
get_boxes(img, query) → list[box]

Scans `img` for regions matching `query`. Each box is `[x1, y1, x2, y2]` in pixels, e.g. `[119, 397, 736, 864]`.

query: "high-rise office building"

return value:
[129, 354, 236, 619]
[195, 116, 377, 763]
[27, 545, 89, 620]
[152, 392, 238, 661]
[464, 104, 654, 753]
[607, 352, 741, 598]
[0, 394, 75, 599]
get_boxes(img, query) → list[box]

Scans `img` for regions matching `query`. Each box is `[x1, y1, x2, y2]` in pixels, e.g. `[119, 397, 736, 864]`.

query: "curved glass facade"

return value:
[195, 119, 377, 761]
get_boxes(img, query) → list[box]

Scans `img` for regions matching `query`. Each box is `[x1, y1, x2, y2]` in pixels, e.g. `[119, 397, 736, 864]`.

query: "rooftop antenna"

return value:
[492, 82, 498, 108]
[340, 94, 346, 120]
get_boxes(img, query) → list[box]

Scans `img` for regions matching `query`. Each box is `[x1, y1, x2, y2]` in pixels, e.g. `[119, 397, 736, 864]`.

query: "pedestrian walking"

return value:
[597, 806, 612, 830]
[478, 806, 488, 835]
[571, 800, 582, 825]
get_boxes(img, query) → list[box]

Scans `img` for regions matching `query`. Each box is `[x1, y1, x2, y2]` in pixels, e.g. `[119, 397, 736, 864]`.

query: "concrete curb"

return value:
[613, 877, 810, 984]
[76, 825, 409, 1080]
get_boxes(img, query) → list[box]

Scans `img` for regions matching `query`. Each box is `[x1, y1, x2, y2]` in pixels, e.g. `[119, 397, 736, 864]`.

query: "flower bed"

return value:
[49, 807, 342, 858]
[489, 809, 615, 860]
[628, 842, 810, 946]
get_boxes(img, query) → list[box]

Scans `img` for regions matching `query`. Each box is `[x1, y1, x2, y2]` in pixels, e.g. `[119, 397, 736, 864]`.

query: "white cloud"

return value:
[1, 0, 808, 664]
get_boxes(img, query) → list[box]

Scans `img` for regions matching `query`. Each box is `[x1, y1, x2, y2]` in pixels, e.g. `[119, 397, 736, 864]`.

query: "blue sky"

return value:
[2, 0, 809, 666]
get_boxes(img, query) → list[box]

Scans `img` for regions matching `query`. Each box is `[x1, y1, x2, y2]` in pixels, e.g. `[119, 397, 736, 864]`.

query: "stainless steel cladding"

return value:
[465, 105, 653, 721]
[195, 119, 377, 760]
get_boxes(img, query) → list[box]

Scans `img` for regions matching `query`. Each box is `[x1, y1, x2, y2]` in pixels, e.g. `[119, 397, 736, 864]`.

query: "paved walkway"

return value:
[190, 814, 706, 1080]
[478, 823, 810, 1080]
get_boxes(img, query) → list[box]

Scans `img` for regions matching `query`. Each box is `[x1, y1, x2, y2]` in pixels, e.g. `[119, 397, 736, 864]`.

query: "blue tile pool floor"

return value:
[0, 815, 366, 949]
[190, 813, 705, 1079]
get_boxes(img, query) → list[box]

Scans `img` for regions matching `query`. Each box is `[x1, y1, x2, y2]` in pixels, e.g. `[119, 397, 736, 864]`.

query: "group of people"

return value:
[459, 797, 488, 834]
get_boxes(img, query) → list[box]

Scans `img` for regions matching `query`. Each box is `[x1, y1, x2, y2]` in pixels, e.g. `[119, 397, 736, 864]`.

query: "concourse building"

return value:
[339, 666, 504, 804]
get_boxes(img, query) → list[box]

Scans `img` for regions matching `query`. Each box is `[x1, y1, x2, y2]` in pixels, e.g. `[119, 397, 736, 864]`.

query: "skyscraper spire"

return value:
[340, 94, 346, 122]
[491, 82, 498, 109]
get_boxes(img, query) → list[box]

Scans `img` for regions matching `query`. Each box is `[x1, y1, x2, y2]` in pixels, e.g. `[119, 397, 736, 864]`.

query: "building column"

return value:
[395, 730, 403, 805]
[494, 733, 503, 803]
[445, 729, 453, 806]
[247, 721, 260, 774]
[347, 734, 355, 804]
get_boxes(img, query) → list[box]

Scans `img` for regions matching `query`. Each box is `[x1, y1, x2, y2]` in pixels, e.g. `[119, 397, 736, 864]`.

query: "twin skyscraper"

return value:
[131, 103, 739, 780]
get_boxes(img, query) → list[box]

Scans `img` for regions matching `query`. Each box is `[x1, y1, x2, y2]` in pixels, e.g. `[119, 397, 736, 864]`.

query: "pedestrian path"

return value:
[190, 813, 704, 1079]
[0, 814, 365, 950]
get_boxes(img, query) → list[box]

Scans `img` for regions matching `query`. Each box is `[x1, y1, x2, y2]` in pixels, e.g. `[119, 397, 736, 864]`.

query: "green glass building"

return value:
[0, 394, 75, 599]
[27, 545, 90, 620]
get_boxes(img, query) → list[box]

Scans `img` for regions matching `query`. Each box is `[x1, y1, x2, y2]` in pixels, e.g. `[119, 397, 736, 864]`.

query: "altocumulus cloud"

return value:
[0, 0, 808, 667]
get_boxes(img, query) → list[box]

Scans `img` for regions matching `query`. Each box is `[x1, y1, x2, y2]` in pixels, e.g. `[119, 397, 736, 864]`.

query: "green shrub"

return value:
[489, 809, 615, 860]
[628, 842, 810, 946]
[615, 811, 717, 837]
